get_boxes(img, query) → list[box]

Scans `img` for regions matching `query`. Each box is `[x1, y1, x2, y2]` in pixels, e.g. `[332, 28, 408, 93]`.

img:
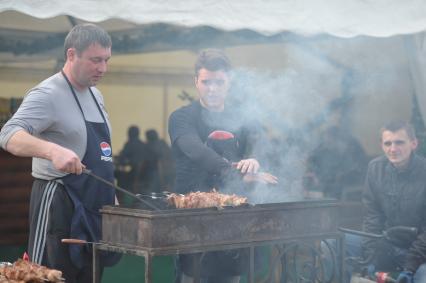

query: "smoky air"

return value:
[200, 34, 417, 204]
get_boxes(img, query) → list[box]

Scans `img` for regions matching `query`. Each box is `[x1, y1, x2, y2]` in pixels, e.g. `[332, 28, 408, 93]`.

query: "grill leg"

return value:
[249, 246, 255, 283]
[193, 253, 202, 283]
[338, 234, 345, 283]
[93, 244, 100, 283]
[145, 253, 153, 283]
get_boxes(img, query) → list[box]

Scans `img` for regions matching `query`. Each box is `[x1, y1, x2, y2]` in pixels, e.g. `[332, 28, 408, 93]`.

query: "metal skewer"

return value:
[82, 168, 160, 210]
[61, 238, 97, 245]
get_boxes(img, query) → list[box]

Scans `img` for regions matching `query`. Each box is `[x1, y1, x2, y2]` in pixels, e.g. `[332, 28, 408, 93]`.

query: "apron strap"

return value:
[60, 70, 110, 137]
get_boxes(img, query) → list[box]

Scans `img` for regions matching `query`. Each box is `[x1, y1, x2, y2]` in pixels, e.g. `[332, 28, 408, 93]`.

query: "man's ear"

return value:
[194, 76, 198, 87]
[412, 138, 419, 150]
[66, 48, 76, 62]
[227, 70, 234, 81]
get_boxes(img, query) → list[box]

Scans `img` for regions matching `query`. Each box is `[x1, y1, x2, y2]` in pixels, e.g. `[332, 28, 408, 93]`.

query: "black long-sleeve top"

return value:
[168, 101, 251, 194]
[362, 154, 426, 272]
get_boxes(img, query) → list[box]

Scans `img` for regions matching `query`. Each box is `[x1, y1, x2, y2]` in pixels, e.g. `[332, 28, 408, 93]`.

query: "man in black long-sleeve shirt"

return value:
[169, 49, 275, 195]
[168, 49, 276, 283]
[169, 97, 255, 194]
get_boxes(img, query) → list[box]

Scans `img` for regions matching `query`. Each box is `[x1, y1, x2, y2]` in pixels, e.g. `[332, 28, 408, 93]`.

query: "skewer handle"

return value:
[61, 238, 89, 244]
[82, 168, 160, 210]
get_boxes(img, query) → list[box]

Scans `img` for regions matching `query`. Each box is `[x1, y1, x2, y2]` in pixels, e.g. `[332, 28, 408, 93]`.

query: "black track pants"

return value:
[28, 179, 100, 283]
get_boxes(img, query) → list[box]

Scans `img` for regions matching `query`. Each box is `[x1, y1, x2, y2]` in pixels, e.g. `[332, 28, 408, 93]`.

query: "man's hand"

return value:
[233, 158, 260, 174]
[396, 271, 414, 283]
[49, 143, 85, 174]
[243, 172, 278, 184]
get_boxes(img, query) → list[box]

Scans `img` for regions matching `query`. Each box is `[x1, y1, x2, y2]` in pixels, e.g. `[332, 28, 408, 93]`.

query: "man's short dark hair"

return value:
[64, 23, 111, 59]
[194, 49, 232, 77]
[380, 120, 416, 140]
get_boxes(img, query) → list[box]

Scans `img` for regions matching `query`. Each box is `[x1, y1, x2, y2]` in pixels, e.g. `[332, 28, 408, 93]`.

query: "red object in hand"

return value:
[207, 130, 234, 140]
[22, 252, 29, 261]
[376, 272, 397, 283]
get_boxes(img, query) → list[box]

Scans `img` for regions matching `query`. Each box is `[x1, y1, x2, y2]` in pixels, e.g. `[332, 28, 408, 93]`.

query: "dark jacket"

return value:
[362, 154, 426, 272]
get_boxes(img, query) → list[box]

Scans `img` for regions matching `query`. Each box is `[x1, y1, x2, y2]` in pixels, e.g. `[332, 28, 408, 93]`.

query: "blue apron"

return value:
[61, 71, 119, 268]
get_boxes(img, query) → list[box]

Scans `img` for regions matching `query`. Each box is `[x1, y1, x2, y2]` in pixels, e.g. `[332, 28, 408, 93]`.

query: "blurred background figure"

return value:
[303, 125, 368, 200]
[145, 129, 175, 192]
[115, 125, 148, 201]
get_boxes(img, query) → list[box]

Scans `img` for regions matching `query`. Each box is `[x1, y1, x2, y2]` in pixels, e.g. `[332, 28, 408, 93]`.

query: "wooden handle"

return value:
[61, 238, 88, 244]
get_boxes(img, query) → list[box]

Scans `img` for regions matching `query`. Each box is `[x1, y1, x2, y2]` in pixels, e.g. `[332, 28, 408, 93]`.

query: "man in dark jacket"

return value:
[116, 125, 148, 196]
[145, 129, 174, 192]
[350, 121, 426, 283]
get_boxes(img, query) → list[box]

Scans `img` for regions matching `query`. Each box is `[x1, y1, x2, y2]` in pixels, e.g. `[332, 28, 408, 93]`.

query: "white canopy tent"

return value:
[1, 0, 426, 37]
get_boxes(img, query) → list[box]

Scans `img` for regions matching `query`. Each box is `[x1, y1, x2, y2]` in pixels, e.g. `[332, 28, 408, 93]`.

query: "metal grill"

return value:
[94, 199, 343, 283]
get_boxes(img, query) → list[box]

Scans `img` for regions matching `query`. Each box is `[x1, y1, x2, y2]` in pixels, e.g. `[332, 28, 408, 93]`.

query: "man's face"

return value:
[195, 68, 230, 111]
[68, 43, 111, 90]
[381, 129, 417, 168]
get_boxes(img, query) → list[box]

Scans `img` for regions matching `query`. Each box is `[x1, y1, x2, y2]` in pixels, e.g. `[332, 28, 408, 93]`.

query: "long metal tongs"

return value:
[82, 168, 160, 210]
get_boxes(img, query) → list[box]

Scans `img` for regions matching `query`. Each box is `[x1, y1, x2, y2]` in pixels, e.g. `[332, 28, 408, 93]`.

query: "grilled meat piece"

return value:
[0, 259, 63, 282]
[167, 189, 247, 209]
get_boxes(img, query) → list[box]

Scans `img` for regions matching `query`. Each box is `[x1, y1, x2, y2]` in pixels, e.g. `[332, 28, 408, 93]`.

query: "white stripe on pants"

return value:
[31, 181, 57, 264]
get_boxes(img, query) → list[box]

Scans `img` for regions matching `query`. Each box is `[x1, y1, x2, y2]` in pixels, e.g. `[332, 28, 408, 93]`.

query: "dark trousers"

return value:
[28, 179, 102, 283]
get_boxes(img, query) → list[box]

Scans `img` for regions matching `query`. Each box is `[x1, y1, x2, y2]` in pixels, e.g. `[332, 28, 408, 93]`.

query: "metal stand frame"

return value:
[93, 233, 343, 283]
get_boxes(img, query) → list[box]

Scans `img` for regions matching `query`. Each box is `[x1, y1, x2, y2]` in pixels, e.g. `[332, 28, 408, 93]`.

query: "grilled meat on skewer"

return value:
[0, 259, 63, 283]
[167, 189, 247, 209]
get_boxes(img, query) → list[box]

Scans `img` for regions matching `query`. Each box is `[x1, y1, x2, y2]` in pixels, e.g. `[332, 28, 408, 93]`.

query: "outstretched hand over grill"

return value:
[242, 172, 278, 184]
[230, 161, 278, 184]
[233, 158, 260, 174]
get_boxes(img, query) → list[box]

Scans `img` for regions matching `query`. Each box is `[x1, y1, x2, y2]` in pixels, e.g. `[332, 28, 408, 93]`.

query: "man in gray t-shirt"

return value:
[0, 24, 117, 283]
[0, 72, 110, 180]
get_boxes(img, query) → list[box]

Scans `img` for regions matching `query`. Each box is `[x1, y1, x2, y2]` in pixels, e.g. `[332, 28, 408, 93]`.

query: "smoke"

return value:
[219, 66, 338, 202]
[194, 34, 417, 203]
[222, 46, 369, 202]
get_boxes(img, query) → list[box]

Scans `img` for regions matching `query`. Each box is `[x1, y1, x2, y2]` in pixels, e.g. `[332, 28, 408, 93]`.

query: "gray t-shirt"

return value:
[0, 72, 111, 180]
